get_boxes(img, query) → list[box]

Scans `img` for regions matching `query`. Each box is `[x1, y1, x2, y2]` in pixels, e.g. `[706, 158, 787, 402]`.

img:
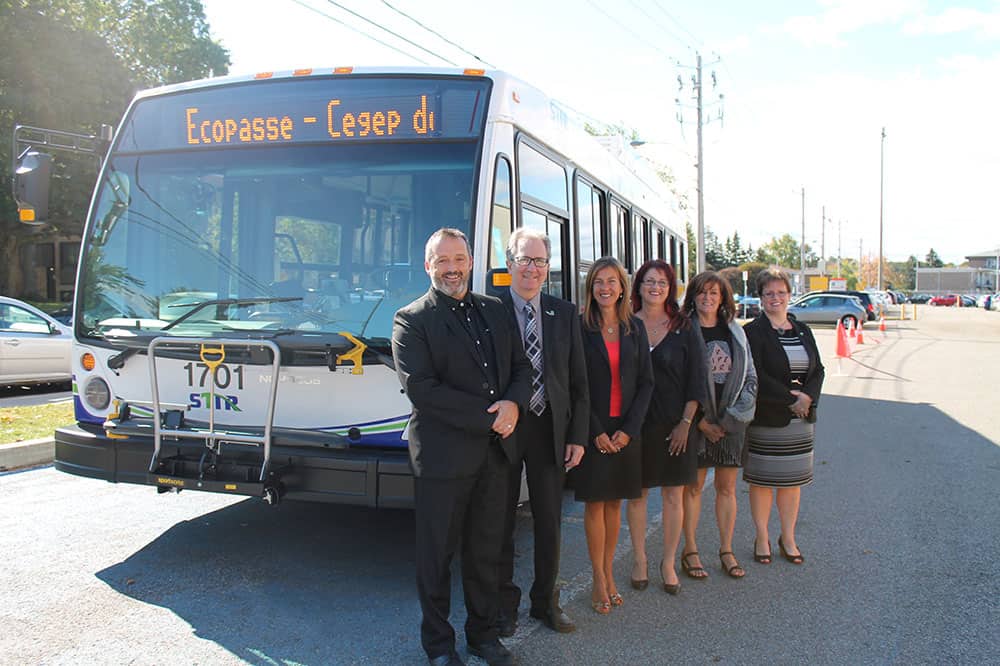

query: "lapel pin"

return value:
[545, 309, 555, 316]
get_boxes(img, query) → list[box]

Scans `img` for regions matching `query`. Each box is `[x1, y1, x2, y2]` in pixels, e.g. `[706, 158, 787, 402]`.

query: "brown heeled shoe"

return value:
[719, 551, 745, 578]
[681, 552, 708, 580]
[754, 539, 772, 564]
[660, 559, 680, 595]
[778, 537, 804, 564]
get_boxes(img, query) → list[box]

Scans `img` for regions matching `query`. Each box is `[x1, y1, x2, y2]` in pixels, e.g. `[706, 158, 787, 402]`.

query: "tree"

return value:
[925, 248, 944, 268]
[756, 234, 810, 269]
[0, 1, 229, 297]
[704, 228, 726, 270]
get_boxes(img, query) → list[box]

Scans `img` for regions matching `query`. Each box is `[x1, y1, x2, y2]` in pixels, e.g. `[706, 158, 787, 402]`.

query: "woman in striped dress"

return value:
[742, 268, 825, 565]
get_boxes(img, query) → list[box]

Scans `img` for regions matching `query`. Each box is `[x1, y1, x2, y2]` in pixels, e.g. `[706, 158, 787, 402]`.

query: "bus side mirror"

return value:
[14, 149, 52, 224]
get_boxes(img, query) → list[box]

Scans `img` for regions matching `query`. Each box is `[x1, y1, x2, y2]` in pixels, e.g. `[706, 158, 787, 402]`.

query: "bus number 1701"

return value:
[183, 362, 244, 390]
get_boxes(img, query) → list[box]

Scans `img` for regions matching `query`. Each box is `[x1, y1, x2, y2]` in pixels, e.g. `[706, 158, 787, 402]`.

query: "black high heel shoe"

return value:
[754, 539, 772, 564]
[630, 560, 649, 590]
[660, 559, 680, 595]
[778, 537, 804, 564]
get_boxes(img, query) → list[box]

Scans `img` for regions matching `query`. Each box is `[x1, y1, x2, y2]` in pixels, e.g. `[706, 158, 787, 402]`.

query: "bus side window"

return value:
[609, 200, 628, 268]
[488, 157, 513, 271]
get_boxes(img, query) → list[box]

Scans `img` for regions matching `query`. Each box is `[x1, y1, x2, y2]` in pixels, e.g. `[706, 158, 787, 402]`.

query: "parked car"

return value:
[909, 293, 932, 304]
[788, 293, 867, 328]
[960, 295, 977, 307]
[738, 297, 761, 318]
[793, 290, 877, 321]
[929, 294, 958, 307]
[0, 296, 72, 387]
[49, 305, 73, 325]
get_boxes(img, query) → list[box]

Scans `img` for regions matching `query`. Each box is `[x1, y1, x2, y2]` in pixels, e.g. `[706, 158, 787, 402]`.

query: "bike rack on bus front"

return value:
[145, 337, 282, 501]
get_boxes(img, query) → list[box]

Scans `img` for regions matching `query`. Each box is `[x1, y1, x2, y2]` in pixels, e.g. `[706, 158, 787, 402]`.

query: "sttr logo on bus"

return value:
[188, 392, 242, 412]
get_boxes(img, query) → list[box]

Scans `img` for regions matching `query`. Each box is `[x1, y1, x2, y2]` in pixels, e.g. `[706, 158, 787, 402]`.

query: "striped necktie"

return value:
[523, 303, 545, 416]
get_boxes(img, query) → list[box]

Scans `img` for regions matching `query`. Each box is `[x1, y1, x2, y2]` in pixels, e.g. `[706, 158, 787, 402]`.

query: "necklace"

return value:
[606, 326, 615, 334]
[648, 317, 670, 332]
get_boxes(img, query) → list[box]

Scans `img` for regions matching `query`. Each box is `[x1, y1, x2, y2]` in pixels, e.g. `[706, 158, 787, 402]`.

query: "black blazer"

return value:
[743, 313, 825, 428]
[582, 315, 655, 446]
[500, 290, 591, 459]
[392, 289, 533, 478]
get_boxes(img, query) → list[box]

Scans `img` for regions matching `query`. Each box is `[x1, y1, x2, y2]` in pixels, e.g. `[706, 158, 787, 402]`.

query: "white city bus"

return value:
[15, 67, 686, 507]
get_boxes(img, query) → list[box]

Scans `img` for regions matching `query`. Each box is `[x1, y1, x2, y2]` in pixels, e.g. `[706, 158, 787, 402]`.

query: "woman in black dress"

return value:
[625, 260, 706, 595]
[743, 268, 824, 564]
[573, 257, 654, 614]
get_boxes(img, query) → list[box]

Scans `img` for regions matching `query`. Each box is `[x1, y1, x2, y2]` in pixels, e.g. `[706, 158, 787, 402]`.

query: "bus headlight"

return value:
[84, 377, 111, 410]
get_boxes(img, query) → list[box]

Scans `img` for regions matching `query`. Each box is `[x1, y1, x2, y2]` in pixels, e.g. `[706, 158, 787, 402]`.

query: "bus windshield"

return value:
[79, 135, 481, 342]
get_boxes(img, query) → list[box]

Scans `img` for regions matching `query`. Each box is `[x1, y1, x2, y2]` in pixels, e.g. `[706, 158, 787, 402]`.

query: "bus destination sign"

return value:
[185, 93, 439, 146]
[117, 77, 490, 152]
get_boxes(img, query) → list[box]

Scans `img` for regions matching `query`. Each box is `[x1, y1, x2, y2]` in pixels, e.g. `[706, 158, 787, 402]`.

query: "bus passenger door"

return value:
[521, 205, 568, 301]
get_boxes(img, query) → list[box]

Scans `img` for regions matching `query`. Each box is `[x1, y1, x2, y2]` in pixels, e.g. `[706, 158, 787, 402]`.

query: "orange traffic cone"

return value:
[848, 319, 857, 339]
[879, 314, 887, 335]
[835, 319, 851, 358]
[856, 320, 865, 344]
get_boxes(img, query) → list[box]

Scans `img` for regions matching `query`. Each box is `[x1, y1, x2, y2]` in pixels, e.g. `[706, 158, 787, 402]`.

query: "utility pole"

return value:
[695, 53, 705, 274]
[675, 52, 722, 275]
[820, 205, 826, 276]
[878, 127, 886, 290]
[800, 186, 806, 295]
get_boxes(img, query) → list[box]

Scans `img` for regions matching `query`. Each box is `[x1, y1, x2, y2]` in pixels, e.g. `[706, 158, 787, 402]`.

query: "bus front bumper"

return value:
[54, 424, 414, 508]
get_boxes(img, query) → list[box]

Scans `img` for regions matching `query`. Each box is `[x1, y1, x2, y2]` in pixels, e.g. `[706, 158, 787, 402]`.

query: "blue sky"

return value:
[201, 0, 1000, 264]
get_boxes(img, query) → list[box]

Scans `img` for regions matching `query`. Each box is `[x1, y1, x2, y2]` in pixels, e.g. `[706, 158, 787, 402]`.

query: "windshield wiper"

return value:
[161, 296, 303, 332]
[104, 296, 303, 369]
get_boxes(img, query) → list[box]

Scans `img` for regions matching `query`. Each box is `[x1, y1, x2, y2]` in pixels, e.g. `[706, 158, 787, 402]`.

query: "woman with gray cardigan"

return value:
[680, 271, 758, 580]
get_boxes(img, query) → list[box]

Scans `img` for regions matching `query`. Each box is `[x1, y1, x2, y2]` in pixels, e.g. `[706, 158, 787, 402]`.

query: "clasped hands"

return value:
[594, 430, 630, 454]
[698, 419, 726, 445]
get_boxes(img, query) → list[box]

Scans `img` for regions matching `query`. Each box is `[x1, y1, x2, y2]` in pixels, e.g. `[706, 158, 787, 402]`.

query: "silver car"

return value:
[0, 296, 72, 387]
[788, 293, 867, 328]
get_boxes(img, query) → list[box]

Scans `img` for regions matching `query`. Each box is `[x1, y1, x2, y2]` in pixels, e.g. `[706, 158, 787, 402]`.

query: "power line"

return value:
[583, 0, 681, 65]
[288, 0, 432, 65]
[650, 0, 703, 49]
[322, 0, 459, 67]
[626, 0, 693, 52]
[380, 0, 496, 68]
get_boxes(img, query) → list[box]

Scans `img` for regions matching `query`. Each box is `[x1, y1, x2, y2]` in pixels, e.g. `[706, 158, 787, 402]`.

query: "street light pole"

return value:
[878, 127, 886, 291]
[837, 218, 843, 278]
[820, 205, 825, 277]
[800, 186, 806, 294]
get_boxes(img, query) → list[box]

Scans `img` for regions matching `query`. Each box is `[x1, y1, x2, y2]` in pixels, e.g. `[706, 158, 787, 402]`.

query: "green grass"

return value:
[0, 401, 75, 445]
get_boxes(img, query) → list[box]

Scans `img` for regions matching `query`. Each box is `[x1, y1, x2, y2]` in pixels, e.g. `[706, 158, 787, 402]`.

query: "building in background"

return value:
[916, 248, 999, 295]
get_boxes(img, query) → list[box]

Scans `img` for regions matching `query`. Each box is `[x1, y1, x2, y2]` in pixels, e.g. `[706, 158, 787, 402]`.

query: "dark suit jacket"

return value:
[500, 291, 590, 461]
[582, 315, 655, 446]
[743, 313, 825, 427]
[392, 288, 532, 479]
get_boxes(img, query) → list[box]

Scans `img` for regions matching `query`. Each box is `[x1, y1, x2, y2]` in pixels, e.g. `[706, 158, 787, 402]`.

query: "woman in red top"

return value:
[571, 257, 654, 614]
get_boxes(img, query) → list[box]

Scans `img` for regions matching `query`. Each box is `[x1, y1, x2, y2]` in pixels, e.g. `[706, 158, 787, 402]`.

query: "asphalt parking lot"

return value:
[1, 305, 998, 664]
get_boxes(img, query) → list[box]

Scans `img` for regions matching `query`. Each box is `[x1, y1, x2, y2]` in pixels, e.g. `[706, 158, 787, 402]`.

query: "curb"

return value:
[0, 437, 55, 471]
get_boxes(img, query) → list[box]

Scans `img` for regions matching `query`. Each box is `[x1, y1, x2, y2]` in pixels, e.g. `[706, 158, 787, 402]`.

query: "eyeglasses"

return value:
[762, 291, 789, 299]
[512, 256, 550, 268]
[642, 279, 669, 289]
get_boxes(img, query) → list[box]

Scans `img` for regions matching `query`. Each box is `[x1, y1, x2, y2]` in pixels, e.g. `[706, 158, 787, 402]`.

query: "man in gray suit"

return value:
[497, 227, 589, 635]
